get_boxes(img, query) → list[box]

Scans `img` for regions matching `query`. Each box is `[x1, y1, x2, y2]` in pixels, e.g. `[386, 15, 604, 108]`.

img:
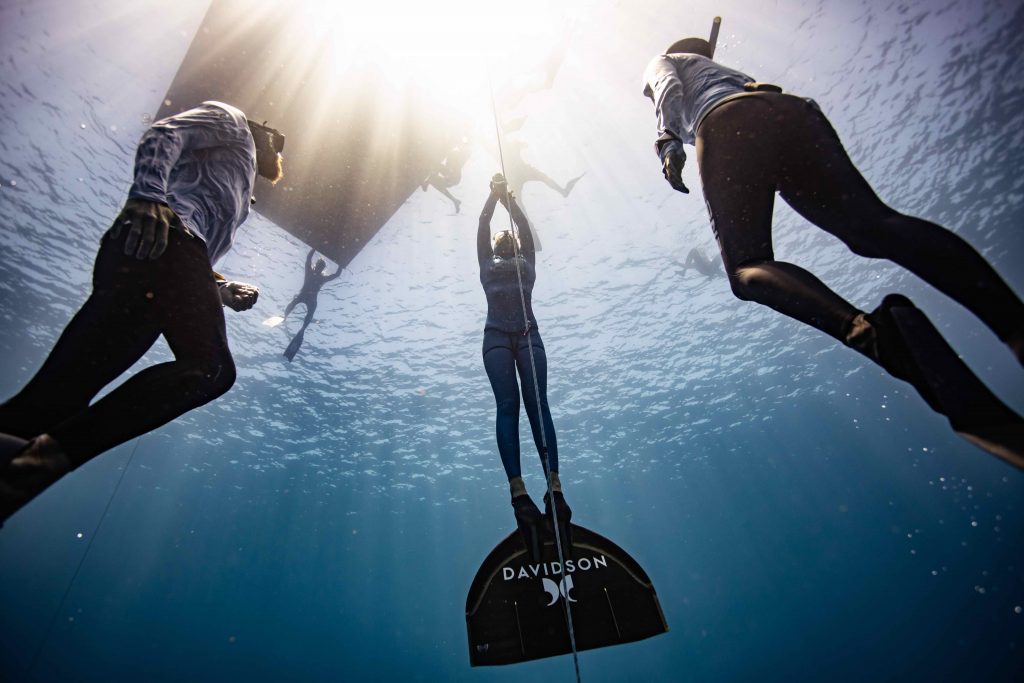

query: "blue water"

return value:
[1, 0, 1022, 680]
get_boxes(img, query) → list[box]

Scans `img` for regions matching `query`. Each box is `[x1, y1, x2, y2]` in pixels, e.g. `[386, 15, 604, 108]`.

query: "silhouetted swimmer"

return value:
[680, 247, 722, 278]
[643, 36, 1024, 463]
[477, 173, 570, 558]
[0, 102, 285, 522]
[282, 249, 341, 361]
[421, 137, 471, 214]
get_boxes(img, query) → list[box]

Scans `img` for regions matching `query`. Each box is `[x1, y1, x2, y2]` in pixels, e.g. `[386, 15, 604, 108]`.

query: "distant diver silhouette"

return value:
[500, 136, 584, 200]
[282, 249, 341, 361]
[477, 174, 571, 559]
[421, 137, 472, 213]
[644, 27, 1024, 467]
[0, 102, 285, 522]
[680, 247, 722, 278]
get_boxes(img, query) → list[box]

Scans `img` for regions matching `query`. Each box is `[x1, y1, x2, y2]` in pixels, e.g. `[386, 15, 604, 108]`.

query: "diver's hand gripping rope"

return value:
[488, 75, 582, 683]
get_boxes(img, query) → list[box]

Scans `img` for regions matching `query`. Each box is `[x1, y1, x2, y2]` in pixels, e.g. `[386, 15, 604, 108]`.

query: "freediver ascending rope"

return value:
[643, 26, 1024, 465]
[477, 173, 571, 558]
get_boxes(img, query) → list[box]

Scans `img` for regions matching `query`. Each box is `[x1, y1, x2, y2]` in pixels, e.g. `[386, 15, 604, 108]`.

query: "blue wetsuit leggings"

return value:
[482, 328, 558, 480]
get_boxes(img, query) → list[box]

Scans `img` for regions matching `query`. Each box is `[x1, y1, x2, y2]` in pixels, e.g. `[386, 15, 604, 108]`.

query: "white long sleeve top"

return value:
[128, 101, 256, 265]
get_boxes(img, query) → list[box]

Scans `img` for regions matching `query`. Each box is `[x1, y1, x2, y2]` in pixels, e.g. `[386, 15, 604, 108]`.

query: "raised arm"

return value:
[325, 266, 343, 282]
[478, 191, 499, 264]
[305, 248, 315, 271]
[505, 195, 534, 264]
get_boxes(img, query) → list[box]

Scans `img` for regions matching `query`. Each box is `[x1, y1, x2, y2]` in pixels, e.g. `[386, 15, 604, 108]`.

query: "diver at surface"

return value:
[281, 248, 342, 361]
[0, 101, 285, 522]
[643, 36, 1024, 463]
[478, 173, 571, 556]
[680, 247, 722, 278]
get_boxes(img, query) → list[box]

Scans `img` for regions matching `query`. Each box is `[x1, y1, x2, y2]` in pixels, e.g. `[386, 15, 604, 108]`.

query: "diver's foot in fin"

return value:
[512, 494, 544, 562]
[0, 434, 71, 523]
[849, 294, 1024, 467]
[453, 199, 461, 214]
[284, 331, 304, 362]
[957, 425, 1024, 470]
[543, 491, 573, 559]
[560, 174, 585, 198]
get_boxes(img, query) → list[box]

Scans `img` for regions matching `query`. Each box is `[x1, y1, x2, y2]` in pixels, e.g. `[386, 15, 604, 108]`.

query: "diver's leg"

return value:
[282, 296, 300, 319]
[775, 97, 1024, 358]
[437, 187, 461, 213]
[515, 330, 559, 475]
[47, 231, 235, 467]
[482, 331, 522, 480]
[697, 98, 861, 342]
[0, 232, 160, 441]
[299, 299, 317, 334]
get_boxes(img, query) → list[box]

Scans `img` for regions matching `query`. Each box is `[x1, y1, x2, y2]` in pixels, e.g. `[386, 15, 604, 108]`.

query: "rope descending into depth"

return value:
[29, 435, 144, 675]
[488, 74, 582, 683]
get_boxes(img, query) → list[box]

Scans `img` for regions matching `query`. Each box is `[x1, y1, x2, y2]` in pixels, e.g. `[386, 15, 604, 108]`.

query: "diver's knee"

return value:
[727, 266, 761, 302]
[181, 355, 236, 400]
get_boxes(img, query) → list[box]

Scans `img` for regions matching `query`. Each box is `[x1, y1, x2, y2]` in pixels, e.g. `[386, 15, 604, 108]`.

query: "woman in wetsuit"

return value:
[477, 174, 570, 554]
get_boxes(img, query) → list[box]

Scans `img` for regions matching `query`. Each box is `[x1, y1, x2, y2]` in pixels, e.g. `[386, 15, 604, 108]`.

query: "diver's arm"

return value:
[643, 56, 690, 194]
[325, 266, 343, 282]
[506, 195, 535, 263]
[478, 193, 499, 263]
[305, 248, 315, 270]
[642, 55, 690, 152]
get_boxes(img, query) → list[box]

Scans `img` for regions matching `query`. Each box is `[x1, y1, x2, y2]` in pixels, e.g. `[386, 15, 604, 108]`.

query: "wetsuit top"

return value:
[129, 101, 257, 265]
[642, 53, 753, 153]
[478, 196, 538, 334]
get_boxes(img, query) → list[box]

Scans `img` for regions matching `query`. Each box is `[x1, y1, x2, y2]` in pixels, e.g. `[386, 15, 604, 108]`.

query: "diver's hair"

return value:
[665, 37, 712, 58]
[493, 230, 518, 255]
[257, 149, 284, 185]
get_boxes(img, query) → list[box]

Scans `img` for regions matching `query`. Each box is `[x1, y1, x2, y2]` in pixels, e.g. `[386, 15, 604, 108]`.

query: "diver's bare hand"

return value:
[110, 198, 179, 260]
[220, 281, 259, 312]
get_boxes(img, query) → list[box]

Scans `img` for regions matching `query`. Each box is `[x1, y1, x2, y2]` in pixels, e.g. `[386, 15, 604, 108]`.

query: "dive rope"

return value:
[488, 74, 582, 683]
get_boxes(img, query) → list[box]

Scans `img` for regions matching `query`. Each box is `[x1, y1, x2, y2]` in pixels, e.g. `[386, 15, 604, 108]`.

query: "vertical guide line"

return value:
[28, 435, 143, 675]
[487, 72, 582, 683]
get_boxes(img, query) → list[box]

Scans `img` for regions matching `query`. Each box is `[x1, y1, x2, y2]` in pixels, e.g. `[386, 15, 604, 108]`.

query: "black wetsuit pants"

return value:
[0, 228, 235, 467]
[696, 92, 1023, 349]
[482, 327, 559, 480]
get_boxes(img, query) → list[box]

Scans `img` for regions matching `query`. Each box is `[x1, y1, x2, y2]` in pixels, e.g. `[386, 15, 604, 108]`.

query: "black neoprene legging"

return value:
[0, 228, 235, 466]
[482, 328, 559, 480]
[696, 92, 1024, 348]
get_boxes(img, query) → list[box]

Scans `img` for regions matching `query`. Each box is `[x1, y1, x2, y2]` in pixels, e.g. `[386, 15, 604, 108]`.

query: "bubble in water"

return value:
[76, 532, 83, 538]
[80, 123, 86, 129]
[1015, 606, 1022, 615]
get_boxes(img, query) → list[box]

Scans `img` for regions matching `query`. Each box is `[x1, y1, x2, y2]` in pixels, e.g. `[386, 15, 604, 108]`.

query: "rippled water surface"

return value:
[1, 0, 1022, 681]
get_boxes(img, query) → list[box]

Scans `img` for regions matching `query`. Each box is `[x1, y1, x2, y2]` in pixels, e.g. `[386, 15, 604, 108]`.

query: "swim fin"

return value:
[544, 491, 573, 560]
[869, 294, 1024, 469]
[284, 329, 305, 362]
[512, 494, 543, 563]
